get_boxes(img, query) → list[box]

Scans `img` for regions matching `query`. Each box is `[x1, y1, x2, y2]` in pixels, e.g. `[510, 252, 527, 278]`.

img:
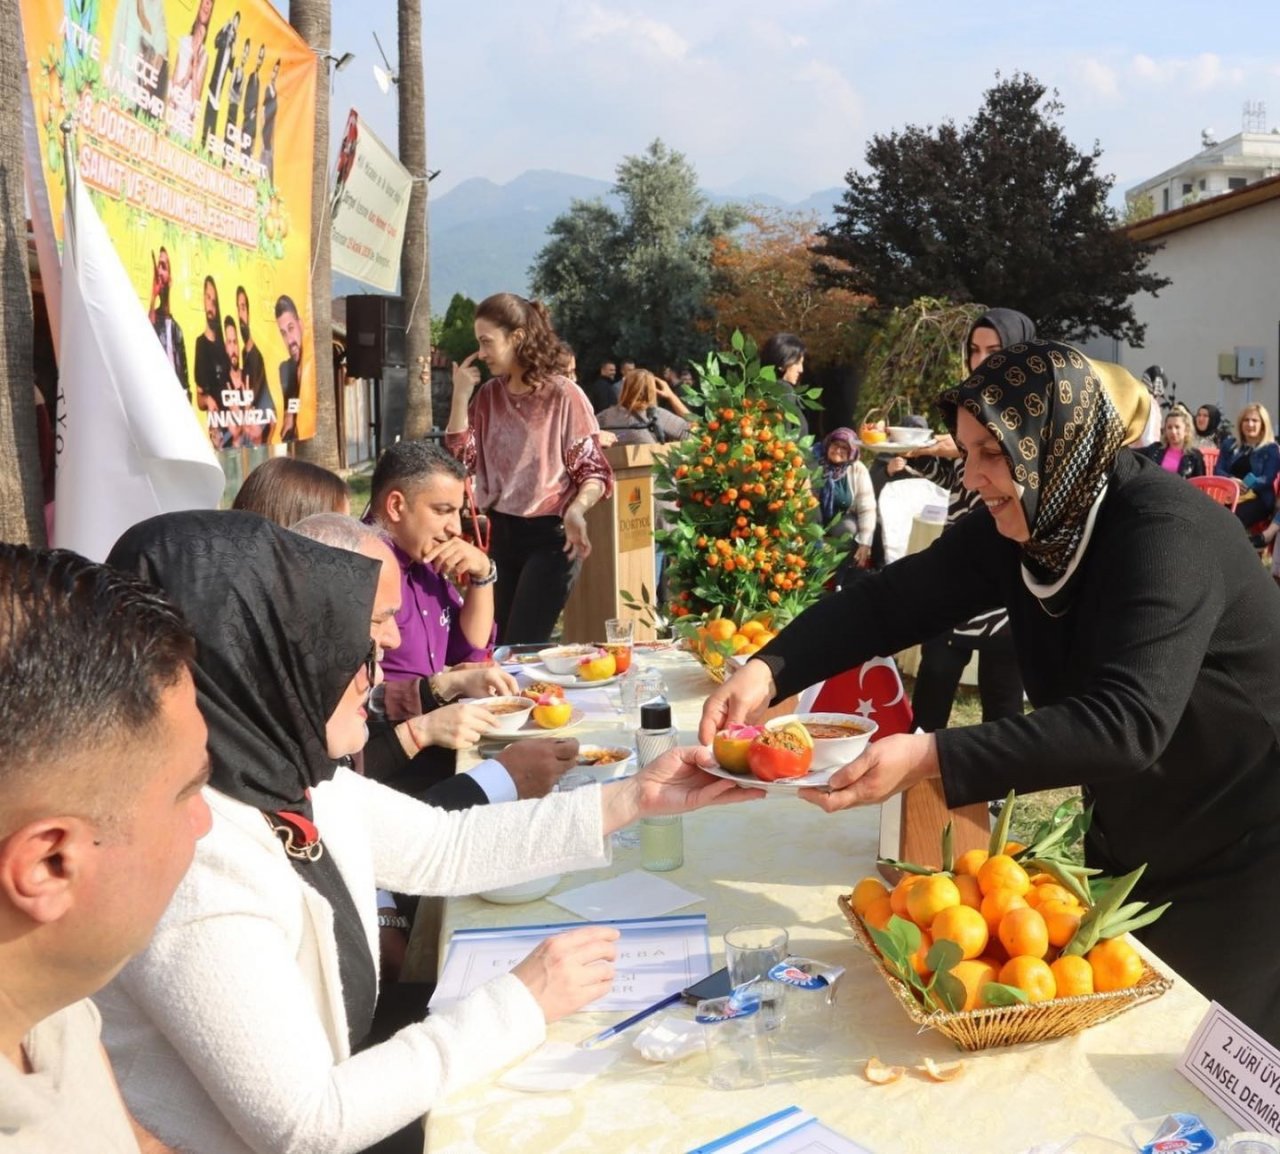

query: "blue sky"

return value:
[311, 0, 1280, 203]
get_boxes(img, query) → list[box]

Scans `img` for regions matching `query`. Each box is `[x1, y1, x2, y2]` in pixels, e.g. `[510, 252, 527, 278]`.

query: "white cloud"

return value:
[1079, 57, 1119, 100]
[571, 3, 689, 61]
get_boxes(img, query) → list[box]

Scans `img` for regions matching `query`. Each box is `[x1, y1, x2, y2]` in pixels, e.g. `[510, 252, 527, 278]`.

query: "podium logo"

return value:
[627, 486, 643, 516]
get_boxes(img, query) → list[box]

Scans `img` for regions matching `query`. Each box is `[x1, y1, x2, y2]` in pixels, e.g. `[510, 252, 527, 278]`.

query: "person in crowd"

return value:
[0, 545, 211, 1152]
[817, 428, 875, 571]
[100, 510, 760, 1154]
[596, 367, 692, 445]
[232, 456, 351, 524]
[584, 360, 618, 412]
[364, 442, 515, 753]
[1191, 403, 1233, 451]
[446, 293, 613, 644]
[758, 332, 810, 437]
[1214, 402, 1280, 528]
[894, 308, 1036, 733]
[702, 340, 1280, 1047]
[1137, 407, 1205, 478]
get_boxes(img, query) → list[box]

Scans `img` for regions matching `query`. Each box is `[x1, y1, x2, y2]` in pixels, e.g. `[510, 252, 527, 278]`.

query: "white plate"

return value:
[702, 761, 835, 794]
[472, 705, 585, 739]
[520, 662, 624, 689]
[633, 638, 679, 652]
[853, 437, 939, 456]
[477, 874, 561, 904]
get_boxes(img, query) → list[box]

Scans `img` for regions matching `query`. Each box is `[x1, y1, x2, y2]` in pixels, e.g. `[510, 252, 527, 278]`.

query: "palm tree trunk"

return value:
[0, 2, 44, 544]
[289, 0, 339, 469]
[398, 0, 432, 439]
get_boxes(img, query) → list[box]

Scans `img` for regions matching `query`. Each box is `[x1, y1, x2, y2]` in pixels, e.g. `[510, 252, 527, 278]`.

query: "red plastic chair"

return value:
[1189, 475, 1239, 511]
[1200, 446, 1220, 475]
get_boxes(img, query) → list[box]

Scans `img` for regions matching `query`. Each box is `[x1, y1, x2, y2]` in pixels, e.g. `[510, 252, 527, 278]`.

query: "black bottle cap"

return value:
[639, 700, 672, 730]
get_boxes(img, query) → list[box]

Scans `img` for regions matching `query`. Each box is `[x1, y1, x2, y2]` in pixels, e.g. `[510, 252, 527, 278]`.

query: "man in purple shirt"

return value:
[369, 441, 513, 753]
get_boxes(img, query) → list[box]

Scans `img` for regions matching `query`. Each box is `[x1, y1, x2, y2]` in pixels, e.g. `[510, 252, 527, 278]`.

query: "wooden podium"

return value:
[879, 780, 991, 880]
[561, 443, 671, 643]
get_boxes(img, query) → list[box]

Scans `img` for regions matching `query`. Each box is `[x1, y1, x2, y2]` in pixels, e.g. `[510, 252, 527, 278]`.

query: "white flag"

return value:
[55, 179, 224, 561]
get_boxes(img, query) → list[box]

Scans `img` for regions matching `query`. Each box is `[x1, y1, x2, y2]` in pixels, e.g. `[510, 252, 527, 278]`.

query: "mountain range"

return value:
[336, 170, 845, 316]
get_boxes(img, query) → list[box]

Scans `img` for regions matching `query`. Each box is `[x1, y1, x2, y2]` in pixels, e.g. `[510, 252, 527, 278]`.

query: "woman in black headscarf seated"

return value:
[99, 510, 760, 1154]
[702, 340, 1280, 1047]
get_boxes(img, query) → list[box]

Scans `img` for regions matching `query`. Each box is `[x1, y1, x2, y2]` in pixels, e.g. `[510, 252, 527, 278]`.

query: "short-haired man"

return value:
[0, 545, 212, 1151]
[585, 360, 618, 413]
[234, 286, 275, 443]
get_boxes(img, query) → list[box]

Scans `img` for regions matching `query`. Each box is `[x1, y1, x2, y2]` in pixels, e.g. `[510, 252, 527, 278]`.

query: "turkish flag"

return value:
[800, 657, 915, 739]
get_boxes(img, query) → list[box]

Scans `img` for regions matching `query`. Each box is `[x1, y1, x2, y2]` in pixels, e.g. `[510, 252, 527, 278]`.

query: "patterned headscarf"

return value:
[819, 428, 860, 525]
[938, 340, 1127, 583]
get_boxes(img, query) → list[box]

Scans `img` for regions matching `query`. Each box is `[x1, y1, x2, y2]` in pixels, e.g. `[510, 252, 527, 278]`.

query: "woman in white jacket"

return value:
[99, 510, 760, 1154]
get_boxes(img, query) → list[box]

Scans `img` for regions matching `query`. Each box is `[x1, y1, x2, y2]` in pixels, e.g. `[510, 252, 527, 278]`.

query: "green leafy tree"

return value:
[815, 73, 1170, 346]
[531, 140, 743, 370]
[431, 293, 477, 365]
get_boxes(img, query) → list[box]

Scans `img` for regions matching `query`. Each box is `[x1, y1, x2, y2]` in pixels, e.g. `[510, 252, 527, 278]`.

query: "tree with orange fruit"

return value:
[639, 333, 846, 669]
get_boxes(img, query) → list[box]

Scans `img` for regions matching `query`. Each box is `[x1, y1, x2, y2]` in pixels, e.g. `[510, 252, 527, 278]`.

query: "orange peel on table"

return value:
[919, 1056, 966, 1082]
[863, 1057, 904, 1084]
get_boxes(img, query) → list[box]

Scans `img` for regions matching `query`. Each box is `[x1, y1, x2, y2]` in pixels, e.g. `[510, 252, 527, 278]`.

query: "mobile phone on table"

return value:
[681, 966, 731, 1004]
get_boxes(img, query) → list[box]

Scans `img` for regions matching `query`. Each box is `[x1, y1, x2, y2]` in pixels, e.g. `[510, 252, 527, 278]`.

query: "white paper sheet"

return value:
[548, 869, 703, 920]
[430, 914, 710, 1013]
[498, 1041, 620, 1092]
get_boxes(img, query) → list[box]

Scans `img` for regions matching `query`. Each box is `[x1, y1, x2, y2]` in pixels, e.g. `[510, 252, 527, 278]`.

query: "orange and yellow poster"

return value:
[20, 0, 318, 447]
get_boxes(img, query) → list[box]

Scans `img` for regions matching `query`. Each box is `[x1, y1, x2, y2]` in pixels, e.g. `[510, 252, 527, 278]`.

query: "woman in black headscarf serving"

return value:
[701, 340, 1280, 1046]
[99, 511, 760, 1154]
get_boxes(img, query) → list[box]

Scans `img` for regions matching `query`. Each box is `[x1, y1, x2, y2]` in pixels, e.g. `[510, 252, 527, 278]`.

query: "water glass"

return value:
[697, 994, 769, 1090]
[769, 957, 841, 1050]
[633, 667, 668, 707]
[605, 617, 635, 644]
[724, 924, 789, 1031]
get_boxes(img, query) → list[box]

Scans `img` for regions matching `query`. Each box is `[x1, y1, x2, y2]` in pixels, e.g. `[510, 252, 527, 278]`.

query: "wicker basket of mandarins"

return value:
[840, 791, 1172, 1051]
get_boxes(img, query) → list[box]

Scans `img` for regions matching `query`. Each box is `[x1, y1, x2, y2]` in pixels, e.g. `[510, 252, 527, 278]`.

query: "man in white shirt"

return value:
[0, 546, 212, 1152]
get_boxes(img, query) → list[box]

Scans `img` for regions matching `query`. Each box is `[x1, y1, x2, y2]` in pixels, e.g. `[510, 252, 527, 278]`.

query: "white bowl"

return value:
[538, 644, 603, 675]
[475, 695, 535, 734]
[477, 874, 561, 904]
[574, 745, 636, 782]
[767, 712, 878, 772]
[887, 425, 932, 445]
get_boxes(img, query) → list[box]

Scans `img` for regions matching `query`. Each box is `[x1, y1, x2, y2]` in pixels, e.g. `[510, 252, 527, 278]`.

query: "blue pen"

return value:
[576, 991, 683, 1049]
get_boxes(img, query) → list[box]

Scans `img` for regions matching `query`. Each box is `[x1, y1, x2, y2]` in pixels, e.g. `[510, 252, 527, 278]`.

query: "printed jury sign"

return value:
[1179, 1002, 1280, 1134]
[330, 109, 412, 293]
[20, 0, 318, 448]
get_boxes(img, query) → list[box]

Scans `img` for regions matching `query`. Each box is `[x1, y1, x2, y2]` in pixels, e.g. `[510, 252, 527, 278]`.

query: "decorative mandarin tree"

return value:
[642, 333, 845, 670]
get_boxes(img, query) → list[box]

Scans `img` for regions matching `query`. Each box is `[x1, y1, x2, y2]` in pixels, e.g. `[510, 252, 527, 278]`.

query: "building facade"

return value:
[1126, 132, 1280, 217]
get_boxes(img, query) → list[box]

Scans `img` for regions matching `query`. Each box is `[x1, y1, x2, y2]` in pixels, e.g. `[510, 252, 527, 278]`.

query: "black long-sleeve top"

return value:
[759, 450, 1280, 892]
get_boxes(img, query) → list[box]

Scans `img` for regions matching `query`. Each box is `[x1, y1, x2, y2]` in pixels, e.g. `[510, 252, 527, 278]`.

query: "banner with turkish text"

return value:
[20, 0, 318, 446]
[330, 108, 411, 293]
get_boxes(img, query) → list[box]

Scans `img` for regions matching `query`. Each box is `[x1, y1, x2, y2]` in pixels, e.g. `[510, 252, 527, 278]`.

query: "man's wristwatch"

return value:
[470, 558, 498, 587]
[377, 913, 410, 931]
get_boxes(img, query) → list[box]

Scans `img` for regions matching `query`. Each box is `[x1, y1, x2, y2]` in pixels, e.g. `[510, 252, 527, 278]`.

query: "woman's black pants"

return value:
[489, 510, 583, 644]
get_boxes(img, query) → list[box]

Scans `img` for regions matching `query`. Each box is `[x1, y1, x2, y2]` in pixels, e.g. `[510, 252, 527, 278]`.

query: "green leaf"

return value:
[987, 790, 1016, 857]
[924, 937, 962, 975]
[930, 968, 967, 1013]
[731, 330, 745, 352]
[981, 982, 1030, 1007]
[941, 821, 954, 874]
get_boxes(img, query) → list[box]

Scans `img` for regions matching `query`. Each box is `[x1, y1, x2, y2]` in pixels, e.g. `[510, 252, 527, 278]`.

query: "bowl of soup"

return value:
[887, 425, 932, 445]
[475, 695, 535, 734]
[767, 712, 878, 771]
[574, 745, 635, 782]
[538, 644, 603, 675]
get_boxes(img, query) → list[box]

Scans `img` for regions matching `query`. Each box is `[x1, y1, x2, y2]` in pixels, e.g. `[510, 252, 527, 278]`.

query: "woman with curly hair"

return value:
[445, 293, 613, 643]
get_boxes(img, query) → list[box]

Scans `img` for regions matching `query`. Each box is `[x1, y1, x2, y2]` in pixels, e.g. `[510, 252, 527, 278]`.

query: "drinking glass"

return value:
[697, 995, 769, 1090]
[604, 617, 634, 677]
[724, 924, 789, 1031]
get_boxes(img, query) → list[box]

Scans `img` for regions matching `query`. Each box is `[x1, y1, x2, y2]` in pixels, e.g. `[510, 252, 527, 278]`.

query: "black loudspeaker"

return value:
[345, 295, 406, 379]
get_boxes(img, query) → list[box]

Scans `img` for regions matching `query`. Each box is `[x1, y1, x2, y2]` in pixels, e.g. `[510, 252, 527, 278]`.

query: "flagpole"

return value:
[59, 118, 76, 254]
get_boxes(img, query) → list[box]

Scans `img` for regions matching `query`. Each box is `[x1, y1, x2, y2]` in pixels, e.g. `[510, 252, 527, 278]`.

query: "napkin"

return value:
[547, 869, 703, 920]
[498, 1041, 620, 1092]
[633, 1016, 702, 1063]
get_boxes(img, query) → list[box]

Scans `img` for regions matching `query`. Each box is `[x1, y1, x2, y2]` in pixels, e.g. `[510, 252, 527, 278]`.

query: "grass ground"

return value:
[346, 463, 374, 516]
[937, 682, 1082, 859]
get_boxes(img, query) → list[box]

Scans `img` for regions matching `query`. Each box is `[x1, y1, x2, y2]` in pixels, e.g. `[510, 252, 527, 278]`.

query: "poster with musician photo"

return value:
[20, 0, 318, 448]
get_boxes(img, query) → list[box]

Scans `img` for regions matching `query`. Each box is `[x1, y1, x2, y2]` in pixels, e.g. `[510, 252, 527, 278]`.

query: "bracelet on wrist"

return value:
[401, 720, 426, 752]
[470, 558, 498, 587]
[377, 913, 410, 931]
[428, 673, 459, 705]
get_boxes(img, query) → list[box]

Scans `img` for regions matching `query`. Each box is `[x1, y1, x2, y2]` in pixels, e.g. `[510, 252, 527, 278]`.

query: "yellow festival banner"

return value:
[20, 0, 318, 447]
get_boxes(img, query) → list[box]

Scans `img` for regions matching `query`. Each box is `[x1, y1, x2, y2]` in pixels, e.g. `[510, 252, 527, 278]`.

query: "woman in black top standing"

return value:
[702, 340, 1280, 1046]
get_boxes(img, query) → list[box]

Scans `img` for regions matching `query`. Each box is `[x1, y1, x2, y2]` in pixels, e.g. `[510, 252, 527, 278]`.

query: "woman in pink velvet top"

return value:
[445, 293, 614, 644]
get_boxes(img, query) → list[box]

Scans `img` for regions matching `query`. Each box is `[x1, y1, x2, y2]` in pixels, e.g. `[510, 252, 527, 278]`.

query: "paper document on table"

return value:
[430, 914, 710, 1013]
[548, 869, 703, 920]
[499, 1041, 620, 1092]
[687, 1106, 874, 1153]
